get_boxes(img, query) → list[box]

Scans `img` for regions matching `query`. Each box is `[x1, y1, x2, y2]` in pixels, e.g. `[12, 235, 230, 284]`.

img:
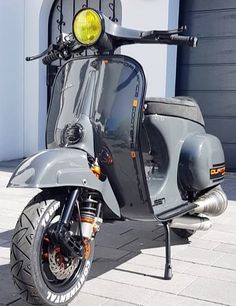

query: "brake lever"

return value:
[26, 44, 56, 62]
[141, 26, 187, 40]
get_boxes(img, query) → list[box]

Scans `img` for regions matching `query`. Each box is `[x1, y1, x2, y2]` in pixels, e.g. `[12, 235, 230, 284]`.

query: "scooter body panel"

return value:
[143, 113, 225, 218]
[7, 148, 121, 217]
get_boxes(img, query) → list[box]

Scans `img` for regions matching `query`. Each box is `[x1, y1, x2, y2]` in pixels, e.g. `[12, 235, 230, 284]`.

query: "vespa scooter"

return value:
[8, 8, 228, 306]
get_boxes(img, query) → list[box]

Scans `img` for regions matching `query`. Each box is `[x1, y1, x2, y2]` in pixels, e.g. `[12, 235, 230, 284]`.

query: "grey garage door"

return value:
[176, 0, 236, 171]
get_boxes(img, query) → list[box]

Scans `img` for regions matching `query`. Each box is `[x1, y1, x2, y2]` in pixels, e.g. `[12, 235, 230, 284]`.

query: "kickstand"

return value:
[163, 221, 173, 280]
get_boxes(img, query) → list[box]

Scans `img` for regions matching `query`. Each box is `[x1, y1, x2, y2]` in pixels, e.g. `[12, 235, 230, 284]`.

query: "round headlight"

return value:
[73, 9, 103, 45]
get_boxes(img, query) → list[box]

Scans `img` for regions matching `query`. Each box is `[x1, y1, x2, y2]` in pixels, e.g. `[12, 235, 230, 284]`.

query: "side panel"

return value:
[7, 148, 120, 217]
[144, 114, 205, 218]
[179, 134, 225, 190]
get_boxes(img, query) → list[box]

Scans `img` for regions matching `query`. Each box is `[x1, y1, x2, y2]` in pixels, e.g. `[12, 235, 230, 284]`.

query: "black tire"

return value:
[172, 228, 196, 239]
[10, 190, 94, 306]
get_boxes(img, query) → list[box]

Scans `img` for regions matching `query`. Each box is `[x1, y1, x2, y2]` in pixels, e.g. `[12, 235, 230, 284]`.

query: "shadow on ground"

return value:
[0, 221, 189, 305]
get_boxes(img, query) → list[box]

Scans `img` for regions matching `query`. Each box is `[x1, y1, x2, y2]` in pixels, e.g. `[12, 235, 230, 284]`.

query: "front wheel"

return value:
[10, 190, 94, 306]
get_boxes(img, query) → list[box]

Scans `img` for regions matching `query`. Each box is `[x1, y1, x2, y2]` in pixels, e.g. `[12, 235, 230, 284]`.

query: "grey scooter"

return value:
[8, 8, 228, 306]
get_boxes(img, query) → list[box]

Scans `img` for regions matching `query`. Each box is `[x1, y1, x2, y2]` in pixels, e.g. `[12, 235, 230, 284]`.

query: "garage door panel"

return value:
[182, 11, 236, 38]
[223, 145, 236, 171]
[182, 1, 236, 12]
[177, 91, 236, 117]
[179, 38, 236, 65]
[205, 118, 236, 143]
[177, 65, 236, 91]
[178, 0, 236, 170]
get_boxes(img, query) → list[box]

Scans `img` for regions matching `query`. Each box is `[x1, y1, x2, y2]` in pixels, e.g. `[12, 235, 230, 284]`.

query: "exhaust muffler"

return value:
[170, 215, 212, 231]
[192, 186, 228, 216]
[170, 187, 227, 231]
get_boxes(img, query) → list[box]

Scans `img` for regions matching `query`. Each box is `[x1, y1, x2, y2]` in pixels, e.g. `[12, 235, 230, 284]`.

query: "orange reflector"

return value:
[133, 100, 138, 108]
[131, 151, 136, 159]
[91, 165, 101, 178]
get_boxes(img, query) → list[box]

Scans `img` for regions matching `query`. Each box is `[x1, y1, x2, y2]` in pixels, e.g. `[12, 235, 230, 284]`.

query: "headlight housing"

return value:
[72, 8, 103, 45]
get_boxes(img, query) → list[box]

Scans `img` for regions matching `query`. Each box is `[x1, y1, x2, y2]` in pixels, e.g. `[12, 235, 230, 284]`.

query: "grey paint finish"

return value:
[7, 148, 120, 217]
[177, 0, 236, 170]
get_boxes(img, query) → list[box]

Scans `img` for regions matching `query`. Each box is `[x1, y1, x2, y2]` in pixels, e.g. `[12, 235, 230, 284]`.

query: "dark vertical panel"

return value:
[176, 0, 236, 170]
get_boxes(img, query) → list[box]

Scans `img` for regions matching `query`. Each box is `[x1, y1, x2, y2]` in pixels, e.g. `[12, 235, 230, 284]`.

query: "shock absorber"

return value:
[80, 195, 102, 239]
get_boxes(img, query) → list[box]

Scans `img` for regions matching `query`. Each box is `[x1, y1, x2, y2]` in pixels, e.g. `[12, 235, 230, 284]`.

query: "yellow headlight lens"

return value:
[73, 9, 102, 45]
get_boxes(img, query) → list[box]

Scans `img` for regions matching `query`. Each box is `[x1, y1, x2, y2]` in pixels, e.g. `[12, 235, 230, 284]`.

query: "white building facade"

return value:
[0, 0, 179, 161]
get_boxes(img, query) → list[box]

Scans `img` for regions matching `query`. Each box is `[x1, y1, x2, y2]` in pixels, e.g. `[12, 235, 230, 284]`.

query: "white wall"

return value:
[166, 0, 180, 96]
[24, 0, 54, 157]
[0, 0, 53, 161]
[121, 0, 179, 97]
[0, 1, 25, 161]
[0, 0, 179, 161]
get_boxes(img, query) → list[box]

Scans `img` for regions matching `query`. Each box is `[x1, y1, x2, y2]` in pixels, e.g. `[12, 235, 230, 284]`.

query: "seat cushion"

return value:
[145, 96, 205, 126]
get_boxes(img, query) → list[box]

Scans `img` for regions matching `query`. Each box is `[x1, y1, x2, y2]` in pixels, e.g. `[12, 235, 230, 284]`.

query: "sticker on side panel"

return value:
[210, 165, 226, 180]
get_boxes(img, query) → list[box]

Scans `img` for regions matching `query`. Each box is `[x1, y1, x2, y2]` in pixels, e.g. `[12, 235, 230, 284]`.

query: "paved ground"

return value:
[0, 160, 236, 306]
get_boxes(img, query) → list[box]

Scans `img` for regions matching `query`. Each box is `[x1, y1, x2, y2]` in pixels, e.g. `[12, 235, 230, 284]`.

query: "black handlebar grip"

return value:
[170, 35, 198, 47]
[42, 52, 60, 65]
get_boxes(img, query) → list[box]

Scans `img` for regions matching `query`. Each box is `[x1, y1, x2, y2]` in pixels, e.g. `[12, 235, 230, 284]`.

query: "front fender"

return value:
[7, 148, 120, 217]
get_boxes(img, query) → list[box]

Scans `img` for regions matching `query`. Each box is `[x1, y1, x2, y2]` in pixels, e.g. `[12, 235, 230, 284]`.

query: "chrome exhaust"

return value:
[170, 215, 212, 231]
[170, 187, 227, 231]
[192, 186, 228, 217]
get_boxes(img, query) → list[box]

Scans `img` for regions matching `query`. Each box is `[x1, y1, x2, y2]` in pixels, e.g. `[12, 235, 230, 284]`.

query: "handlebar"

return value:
[42, 51, 61, 65]
[26, 25, 198, 66]
[169, 35, 198, 47]
[139, 30, 198, 47]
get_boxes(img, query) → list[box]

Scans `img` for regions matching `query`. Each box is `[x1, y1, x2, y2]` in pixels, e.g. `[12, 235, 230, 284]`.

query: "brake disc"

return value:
[48, 246, 79, 280]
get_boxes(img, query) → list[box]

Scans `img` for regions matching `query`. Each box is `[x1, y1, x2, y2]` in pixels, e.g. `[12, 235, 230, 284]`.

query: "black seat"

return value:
[145, 96, 205, 126]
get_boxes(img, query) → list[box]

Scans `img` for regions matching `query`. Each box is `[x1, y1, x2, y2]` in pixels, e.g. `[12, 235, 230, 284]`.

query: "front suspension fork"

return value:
[50, 188, 101, 257]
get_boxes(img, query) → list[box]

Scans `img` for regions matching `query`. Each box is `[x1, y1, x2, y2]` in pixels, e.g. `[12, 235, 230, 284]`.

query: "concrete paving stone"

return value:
[119, 253, 193, 274]
[0, 257, 10, 265]
[103, 300, 138, 306]
[213, 222, 236, 234]
[119, 236, 167, 254]
[99, 268, 197, 295]
[172, 246, 225, 266]
[184, 261, 236, 283]
[143, 291, 221, 306]
[94, 245, 132, 261]
[96, 231, 140, 250]
[69, 292, 108, 306]
[0, 263, 20, 304]
[214, 242, 236, 255]
[180, 277, 236, 305]
[0, 217, 18, 230]
[213, 253, 236, 271]
[0, 246, 10, 259]
[141, 243, 190, 258]
[6, 298, 31, 306]
[82, 278, 156, 305]
[187, 238, 220, 250]
[0, 238, 9, 246]
[201, 230, 236, 245]
[0, 229, 13, 241]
